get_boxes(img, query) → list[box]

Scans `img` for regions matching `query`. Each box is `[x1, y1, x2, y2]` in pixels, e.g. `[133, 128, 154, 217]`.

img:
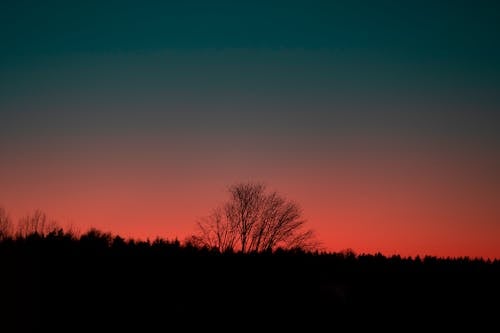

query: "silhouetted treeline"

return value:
[1, 228, 499, 331]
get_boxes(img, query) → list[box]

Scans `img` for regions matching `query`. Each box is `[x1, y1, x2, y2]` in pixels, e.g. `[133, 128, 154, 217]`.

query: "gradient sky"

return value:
[1, 0, 499, 258]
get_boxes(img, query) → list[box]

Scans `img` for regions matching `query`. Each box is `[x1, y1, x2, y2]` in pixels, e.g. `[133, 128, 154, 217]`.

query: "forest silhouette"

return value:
[1, 191, 500, 331]
[1, 223, 499, 331]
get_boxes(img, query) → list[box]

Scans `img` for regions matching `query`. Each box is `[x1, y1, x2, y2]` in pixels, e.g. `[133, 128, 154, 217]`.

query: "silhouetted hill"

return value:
[1, 231, 499, 331]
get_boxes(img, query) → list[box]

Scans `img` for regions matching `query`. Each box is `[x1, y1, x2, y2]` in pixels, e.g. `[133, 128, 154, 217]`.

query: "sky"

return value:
[1, 0, 499, 258]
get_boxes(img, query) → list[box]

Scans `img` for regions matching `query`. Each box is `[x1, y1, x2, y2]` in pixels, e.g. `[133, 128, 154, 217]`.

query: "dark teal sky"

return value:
[0, 1, 500, 143]
[1, 1, 500, 256]
[1, 0, 500, 144]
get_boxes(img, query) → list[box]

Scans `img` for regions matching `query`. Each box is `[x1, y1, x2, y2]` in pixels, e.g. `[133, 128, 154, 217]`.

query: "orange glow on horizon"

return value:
[1, 139, 499, 259]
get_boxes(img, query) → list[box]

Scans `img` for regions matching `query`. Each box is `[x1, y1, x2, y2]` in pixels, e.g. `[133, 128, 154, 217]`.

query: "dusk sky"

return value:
[1, 0, 499, 258]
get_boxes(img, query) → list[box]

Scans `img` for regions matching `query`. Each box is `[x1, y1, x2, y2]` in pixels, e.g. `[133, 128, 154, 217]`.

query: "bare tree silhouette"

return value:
[16, 209, 59, 238]
[0, 206, 13, 240]
[189, 182, 319, 253]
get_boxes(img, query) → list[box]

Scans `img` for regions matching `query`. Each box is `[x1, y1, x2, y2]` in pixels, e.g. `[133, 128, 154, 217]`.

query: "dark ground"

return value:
[1, 235, 499, 331]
